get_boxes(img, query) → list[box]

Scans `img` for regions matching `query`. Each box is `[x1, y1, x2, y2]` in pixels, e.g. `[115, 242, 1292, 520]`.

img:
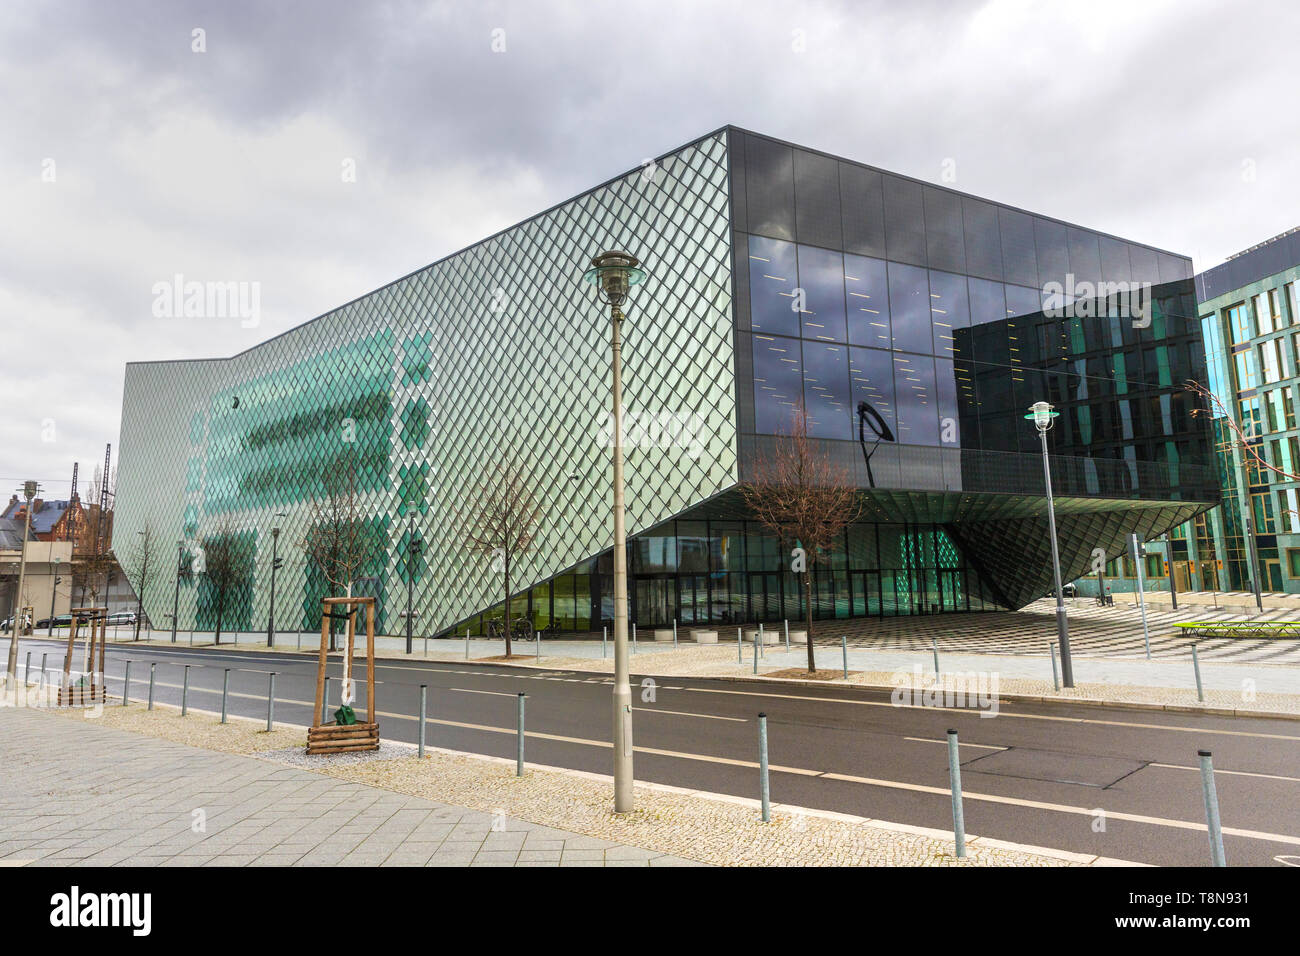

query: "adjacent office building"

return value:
[1108, 228, 1300, 598]
[114, 127, 1218, 636]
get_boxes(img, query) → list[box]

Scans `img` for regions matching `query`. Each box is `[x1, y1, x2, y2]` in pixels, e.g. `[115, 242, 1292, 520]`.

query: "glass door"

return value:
[633, 576, 676, 627]
[748, 572, 781, 622]
[679, 574, 708, 624]
[851, 571, 881, 617]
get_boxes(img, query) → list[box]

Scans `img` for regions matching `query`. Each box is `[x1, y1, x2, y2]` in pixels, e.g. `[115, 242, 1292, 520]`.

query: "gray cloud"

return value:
[3, 0, 1297, 490]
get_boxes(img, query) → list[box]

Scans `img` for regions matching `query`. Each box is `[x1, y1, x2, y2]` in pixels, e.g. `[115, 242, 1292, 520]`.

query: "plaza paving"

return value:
[0, 707, 694, 867]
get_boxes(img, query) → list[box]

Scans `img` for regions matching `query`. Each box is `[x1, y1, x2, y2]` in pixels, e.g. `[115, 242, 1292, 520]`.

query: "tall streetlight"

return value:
[1025, 402, 1074, 687]
[5, 480, 38, 684]
[170, 539, 184, 643]
[584, 249, 645, 814]
[405, 506, 421, 655]
[266, 512, 286, 646]
[48, 556, 61, 636]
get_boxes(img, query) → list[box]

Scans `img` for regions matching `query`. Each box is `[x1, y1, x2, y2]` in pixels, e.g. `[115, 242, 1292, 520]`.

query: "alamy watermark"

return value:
[152, 274, 261, 328]
[1042, 273, 1151, 328]
[601, 408, 705, 460]
[890, 665, 1000, 717]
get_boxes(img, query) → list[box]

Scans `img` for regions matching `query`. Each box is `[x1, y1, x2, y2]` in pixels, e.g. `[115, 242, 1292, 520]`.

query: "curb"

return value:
[93, 636, 1300, 722]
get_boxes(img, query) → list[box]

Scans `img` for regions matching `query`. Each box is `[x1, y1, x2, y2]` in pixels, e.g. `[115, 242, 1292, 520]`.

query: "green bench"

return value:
[1174, 621, 1300, 640]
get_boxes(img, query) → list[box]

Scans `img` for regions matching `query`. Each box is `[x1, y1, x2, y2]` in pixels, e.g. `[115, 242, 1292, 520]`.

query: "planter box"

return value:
[787, 630, 808, 644]
[744, 628, 781, 645]
[651, 628, 677, 642]
[690, 629, 718, 644]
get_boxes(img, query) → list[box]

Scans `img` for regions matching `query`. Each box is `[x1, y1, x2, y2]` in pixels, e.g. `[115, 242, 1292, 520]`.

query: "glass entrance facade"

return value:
[456, 517, 1002, 634]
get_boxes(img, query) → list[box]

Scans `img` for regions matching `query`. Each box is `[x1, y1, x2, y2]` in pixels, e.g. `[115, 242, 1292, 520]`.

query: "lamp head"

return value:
[1024, 401, 1059, 432]
[584, 250, 645, 308]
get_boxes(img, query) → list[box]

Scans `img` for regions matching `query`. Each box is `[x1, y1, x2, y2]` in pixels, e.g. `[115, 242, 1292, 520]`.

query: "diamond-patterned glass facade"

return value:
[116, 132, 737, 635]
[115, 127, 1220, 630]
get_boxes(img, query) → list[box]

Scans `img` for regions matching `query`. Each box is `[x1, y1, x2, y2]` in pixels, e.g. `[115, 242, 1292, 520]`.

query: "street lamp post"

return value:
[266, 514, 285, 646]
[405, 506, 421, 655]
[171, 540, 183, 643]
[584, 250, 646, 814]
[1025, 403, 1074, 687]
[5, 480, 38, 683]
[49, 557, 61, 636]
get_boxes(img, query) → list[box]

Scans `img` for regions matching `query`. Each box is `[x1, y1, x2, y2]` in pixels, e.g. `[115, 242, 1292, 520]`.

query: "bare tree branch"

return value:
[739, 403, 862, 673]
[465, 461, 543, 658]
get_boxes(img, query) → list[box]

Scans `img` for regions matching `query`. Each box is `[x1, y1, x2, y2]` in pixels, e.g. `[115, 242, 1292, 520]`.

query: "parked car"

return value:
[0, 611, 33, 633]
[106, 611, 138, 627]
[34, 614, 72, 630]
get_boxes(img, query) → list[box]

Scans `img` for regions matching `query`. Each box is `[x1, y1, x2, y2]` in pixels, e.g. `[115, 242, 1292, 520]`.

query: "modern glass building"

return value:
[114, 127, 1218, 636]
[1091, 227, 1300, 599]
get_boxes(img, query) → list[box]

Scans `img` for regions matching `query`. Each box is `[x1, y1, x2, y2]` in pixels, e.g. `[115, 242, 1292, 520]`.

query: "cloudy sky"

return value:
[3, 0, 1297, 497]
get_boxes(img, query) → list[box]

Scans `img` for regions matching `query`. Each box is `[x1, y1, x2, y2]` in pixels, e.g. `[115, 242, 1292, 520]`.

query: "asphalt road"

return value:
[7, 636, 1299, 867]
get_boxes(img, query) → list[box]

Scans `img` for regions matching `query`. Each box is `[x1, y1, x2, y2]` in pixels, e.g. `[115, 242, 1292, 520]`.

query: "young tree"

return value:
[302, 458, 382, 651]
[201, 516, 255, 645]
[122, 522, 163, 640]
[740, 404, 862, 674]
[465, 462, 542, 658]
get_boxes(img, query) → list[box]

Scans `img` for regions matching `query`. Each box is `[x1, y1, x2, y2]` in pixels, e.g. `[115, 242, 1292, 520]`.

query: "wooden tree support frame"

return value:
[58, 607, 108, 707]
[307, 596, 378, 755]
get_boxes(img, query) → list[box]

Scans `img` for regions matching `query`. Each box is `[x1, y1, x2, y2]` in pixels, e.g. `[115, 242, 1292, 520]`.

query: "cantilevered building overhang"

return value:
[114, 127, 1217, 635]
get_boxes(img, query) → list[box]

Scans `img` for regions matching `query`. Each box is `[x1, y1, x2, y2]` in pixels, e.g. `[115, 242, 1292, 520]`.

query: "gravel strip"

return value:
[31, 700, 1094, 867]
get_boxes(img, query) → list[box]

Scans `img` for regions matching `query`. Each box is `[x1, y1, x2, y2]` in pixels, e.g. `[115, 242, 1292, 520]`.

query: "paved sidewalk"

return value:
[0, 708, 695, 867]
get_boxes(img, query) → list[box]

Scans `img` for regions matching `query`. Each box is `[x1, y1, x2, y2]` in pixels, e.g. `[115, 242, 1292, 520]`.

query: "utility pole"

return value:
[405, 507, 420, 655]
[266, 515, 284, 646]
[49, 556, 61, 635]
[1243, 515, 1264, 613]
[171, 540, 183, 643]
[1131, 533, 1151, 659]
[585, 250, 646, 812]
[1026, 403, 1074, 687]
[5, 481, 38, 682]
[1163, 532, 1178, 610]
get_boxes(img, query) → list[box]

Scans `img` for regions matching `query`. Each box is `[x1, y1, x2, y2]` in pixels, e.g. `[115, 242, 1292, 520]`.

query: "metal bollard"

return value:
[758, 622, 764, 658]
[1199, 750, 1226, 866]
[465, 628, 470, 660]
[632, 623, 637, 653]
[842, 635, 849, 678]
[673, 618, 678, 648]
[266, 673, 276, 731]
[322, 676, 331, 724]
[220, 669, 230, 724]
[39, 652, 47, 690]
[602, 625, 607, 659]
[1050, 642, 1060, 692]
[24, 651, 30, 685]
[932, 638, 941, 678]
[423, 633, 428, 655]
[516, 693, 526, 776]
[122, 660, 132, 706]
[738, 627, 743, 663]
[536, 631, 541, 660]
[784, 619, 789, 653]
[758, 713, 770, 823]
[148, 663, 156, 710]
[181, 665, 190, 716]
[753, 631, 758, 674]
[297, 630, 302, 651]
[947, 729, 966, 858]
[1192, 644, 1204, 702]
[418, 684, 427, 758]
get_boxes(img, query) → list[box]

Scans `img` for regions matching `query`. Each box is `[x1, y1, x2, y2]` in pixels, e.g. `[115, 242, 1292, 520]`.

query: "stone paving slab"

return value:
[0, 707, 695, 867]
